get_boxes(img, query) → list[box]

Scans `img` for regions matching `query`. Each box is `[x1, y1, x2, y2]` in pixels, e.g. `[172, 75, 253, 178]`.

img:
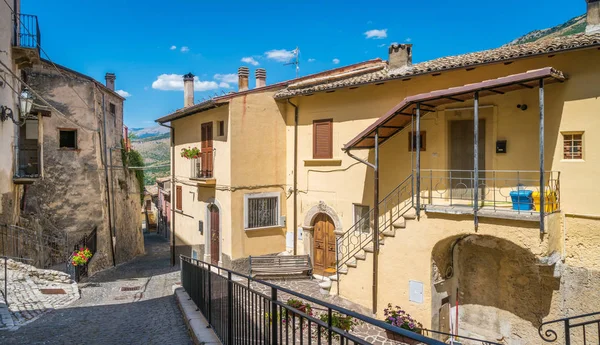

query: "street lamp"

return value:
[19, 87, 34, 117]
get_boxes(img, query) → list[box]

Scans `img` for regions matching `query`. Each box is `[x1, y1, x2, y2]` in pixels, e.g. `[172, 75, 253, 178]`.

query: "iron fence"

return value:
[539, 311, 600, 344]
[13, 13, 41, 52]
[181, 256, 447, 345]
[418, 169, 560, 215]
[66, 227, 97, 282]
[191, 152, 214, 179]
[0, 224, 68, 269]
[336, 174, 413, 271]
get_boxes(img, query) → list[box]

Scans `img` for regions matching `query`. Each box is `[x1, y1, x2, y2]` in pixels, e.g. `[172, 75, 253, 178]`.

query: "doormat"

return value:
[39, 288, 67, 295]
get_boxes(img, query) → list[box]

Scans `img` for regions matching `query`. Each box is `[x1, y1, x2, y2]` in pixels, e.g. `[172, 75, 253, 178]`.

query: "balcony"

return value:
[190, 152, 215, 185]
[419, 169, 560, 221]
[12, 13, 41, 67]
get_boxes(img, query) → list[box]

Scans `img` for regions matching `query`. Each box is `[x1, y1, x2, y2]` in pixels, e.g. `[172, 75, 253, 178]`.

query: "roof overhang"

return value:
[344, 67, 566, 151]
[156, 99, 229, 124]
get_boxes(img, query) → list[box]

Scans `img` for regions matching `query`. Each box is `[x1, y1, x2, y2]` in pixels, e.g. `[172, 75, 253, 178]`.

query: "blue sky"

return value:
[22, 0, 585, 128]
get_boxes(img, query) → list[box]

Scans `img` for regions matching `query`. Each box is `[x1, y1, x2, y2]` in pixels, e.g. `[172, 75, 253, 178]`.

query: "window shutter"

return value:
[176, 186, 182, 211]
[313, 120, 333, 159]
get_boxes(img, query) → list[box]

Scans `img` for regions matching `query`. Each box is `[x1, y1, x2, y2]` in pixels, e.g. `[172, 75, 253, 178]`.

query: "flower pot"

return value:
[385, 329, 422, 345]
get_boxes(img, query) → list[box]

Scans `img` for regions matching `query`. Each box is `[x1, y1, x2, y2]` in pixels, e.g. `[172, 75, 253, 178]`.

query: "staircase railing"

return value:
[538, 311, 600, 344]
[336, 174, 414, 270]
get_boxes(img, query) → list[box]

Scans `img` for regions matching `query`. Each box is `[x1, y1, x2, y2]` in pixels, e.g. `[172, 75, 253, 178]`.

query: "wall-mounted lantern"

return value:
[19, 87, 34, 117]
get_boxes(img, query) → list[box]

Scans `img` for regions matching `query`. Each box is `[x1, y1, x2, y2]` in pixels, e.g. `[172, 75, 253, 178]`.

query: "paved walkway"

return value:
[0, 234, 192, 345]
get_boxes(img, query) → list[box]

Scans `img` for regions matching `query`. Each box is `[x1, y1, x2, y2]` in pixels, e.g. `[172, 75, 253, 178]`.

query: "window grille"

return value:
[245, 193, 280, 229]
[563, 133, 583, 160]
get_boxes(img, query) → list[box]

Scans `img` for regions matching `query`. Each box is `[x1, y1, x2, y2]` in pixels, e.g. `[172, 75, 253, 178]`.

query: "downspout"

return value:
[101, 92, 116, 267]
[158, 121, 175, 265]
[287, 99, 299, 255]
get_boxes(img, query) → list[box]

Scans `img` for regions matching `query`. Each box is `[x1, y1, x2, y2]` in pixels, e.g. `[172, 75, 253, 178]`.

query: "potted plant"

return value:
[71, 247, 93, 266]
[180, 147, 201, 160]
[383, 304, 423, 345]
[316, 311, 360, 340]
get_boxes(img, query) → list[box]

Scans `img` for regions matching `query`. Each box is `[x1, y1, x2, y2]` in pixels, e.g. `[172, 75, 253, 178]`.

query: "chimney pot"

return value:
[183, 72, 195, 107]
[255, 68, 267, 88]
[587, 0, 600, 34]
[105, 73, 116, 91]
[238, 66, 249, 92]
[388, 44, 413, 70]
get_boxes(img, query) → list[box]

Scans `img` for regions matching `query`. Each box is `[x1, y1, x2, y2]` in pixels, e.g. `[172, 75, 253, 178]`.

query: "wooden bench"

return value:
[249, 255, 313, 278]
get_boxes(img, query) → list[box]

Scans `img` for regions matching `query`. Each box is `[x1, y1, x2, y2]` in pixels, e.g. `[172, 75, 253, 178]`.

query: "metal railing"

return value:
[13, 13, 41, 52]
[419, 169, 560, 215]
[191, 151, 214, 179]
[0, 255, 34, 306]
[66, 227, 97, 282]
[336, 175, 413, 270]
[0, 224, 68, 269]
[539, 311, 600, 344]
[181, 255, 446, 345]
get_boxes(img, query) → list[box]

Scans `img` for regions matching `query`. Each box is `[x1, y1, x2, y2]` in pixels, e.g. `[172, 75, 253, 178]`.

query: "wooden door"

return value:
[210, 205, 219, 265]
[201, 122, 213, 178]
[449, 120, 485, 204]
[313, 214, 336, 275]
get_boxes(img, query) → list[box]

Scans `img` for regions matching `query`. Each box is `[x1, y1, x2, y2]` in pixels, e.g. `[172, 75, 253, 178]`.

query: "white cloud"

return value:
[364, 29, 388, 39]
[170, 45, 177, 50]
[405, 37, 412, 42]
[241, 57, 260, 66]
[332, 58, 340, 65]
[180, 46, 190, 53]
[265, 49, 295, 62]
[377, 43, 386, 48]
[218, 82, 231, 88]
[307, 58, 316, 62]
[115, 90, 132, 98]
[213, 73, 238, 84]
[151, 74, 220, 91]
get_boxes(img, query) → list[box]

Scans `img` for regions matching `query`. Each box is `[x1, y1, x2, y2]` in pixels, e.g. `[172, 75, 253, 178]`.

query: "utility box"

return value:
[509, 190, 533, 211]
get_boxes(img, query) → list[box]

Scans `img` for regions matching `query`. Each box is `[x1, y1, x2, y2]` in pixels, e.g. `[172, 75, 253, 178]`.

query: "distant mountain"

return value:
[129, 126, 170, 185]
[129, 125, 170, 139]
[507, 14, 586, 45]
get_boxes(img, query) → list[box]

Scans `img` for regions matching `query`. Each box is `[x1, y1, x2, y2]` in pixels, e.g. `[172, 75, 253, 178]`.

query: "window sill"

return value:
[190, 177, 216, 185]
[244, 225, 284, 231]
[303, 159, 342, 167]
[560, 159, 585, 163]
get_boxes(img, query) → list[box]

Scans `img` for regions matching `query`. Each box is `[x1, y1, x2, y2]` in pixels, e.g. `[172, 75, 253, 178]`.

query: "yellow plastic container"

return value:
[532, 190, 557, 212]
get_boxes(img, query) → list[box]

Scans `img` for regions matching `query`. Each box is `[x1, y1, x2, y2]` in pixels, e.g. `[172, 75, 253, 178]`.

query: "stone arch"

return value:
[302, 201, 343, 231]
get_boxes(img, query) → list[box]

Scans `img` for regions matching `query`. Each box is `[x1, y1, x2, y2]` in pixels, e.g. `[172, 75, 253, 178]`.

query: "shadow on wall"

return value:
[432, 233, 560, 327]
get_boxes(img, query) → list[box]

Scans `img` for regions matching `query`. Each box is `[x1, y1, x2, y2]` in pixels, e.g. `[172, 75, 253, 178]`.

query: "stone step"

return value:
[403, 209, 417, 220]
[392, 217, 406, 229]
[338, 267, 348, 275]
[329, 275, 339, 281]
[364, 245, 374, 253]
[354, 252, 366, 261]
[346, 259, 358, 268]
[382, 229, 396, 237]
[334, 230, 345, 236]
[318, 280, 332, 290]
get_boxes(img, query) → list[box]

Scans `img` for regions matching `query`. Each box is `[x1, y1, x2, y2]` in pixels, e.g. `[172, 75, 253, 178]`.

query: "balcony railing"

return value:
[181, 256, 449, 345]
[419, 169, 560, 216]
[539, 311, 600, 344]
[191, 151, 214, 179]
[13, 13, 41, 52]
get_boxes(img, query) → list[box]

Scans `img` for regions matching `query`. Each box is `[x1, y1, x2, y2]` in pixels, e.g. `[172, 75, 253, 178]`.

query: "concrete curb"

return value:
[174, 287, 221, 345]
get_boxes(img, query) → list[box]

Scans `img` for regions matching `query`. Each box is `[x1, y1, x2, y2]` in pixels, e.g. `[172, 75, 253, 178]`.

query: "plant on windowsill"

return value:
[383, 303, 423, 345]
[71, 247, 93, 266]
[180, 147, 201, 160]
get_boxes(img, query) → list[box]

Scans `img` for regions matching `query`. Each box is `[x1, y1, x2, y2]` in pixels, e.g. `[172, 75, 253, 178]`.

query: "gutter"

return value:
[287, 99, 299, 255]
[157, 121, 176, 266]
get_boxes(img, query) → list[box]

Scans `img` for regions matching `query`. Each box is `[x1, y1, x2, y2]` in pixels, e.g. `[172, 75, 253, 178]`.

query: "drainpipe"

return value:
[158, 121, 176, 265]
[101, 93, 116, 267]
[287, 99, 299, 255]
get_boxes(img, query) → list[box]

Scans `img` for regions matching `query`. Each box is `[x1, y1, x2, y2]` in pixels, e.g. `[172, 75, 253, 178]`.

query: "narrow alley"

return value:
[0, 234, 193, 345]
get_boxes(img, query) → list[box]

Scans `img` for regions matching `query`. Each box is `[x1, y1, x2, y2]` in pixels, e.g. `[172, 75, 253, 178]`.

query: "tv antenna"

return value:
[284, 47, 300, 78]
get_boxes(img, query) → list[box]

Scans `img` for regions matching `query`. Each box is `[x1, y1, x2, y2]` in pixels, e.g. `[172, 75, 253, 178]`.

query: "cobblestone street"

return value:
[0, 234, 193, 345]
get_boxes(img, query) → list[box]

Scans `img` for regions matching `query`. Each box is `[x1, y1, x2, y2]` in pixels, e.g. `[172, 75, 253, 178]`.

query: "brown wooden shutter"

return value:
[176, 186, 182, 211]
[313, 119, 333, 159]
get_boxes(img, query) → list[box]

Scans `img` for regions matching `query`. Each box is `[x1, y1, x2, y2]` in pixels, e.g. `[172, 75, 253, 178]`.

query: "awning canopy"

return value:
[343, 67, 566, 150]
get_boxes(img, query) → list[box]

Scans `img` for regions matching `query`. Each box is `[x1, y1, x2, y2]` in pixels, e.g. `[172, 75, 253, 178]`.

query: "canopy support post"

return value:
[474, 91, 479, 231]
[539, 79, 545, 233]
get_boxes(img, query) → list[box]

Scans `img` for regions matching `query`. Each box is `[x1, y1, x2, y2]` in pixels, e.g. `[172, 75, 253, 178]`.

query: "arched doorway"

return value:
[313, 213, 336, 275]
[209, 204, 220, 265]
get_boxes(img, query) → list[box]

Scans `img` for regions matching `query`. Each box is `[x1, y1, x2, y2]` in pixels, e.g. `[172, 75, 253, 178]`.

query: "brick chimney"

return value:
[388, 44, 412, 70]
[255, 68, 266, 88]
[238, 66, 249, 92]
[587, 0, 600, 34]
[105, 73, 116, 91]
[183, 73, 194, 107]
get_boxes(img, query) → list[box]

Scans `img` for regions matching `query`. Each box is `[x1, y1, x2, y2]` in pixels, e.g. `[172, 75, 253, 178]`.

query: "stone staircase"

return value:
[330, 208, 417, 282]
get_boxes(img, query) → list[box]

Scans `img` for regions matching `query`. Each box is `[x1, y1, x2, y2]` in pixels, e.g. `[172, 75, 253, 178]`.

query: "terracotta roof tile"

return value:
[274, 33, 600, 99]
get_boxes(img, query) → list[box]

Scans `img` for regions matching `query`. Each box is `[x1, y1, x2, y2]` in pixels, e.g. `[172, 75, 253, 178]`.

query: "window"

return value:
[145, 199, 152, 211]
[218, 120, 225, 136]
[176, 186, 182, 211]
[353, 204, 370, 233]
[59, 129, 77, 149]
[244, 192, 280, 229]
[408, 131, 426, 151]
[109, 103, 116, 115]
[313, 119, 333, 159]
[563, 132, 583, 160]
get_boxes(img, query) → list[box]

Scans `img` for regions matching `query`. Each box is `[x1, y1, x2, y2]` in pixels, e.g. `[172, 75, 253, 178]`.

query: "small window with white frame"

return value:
[353, 204, 370, 233]
[563, 132, 583, 160]
[244, 192, 281, 230]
